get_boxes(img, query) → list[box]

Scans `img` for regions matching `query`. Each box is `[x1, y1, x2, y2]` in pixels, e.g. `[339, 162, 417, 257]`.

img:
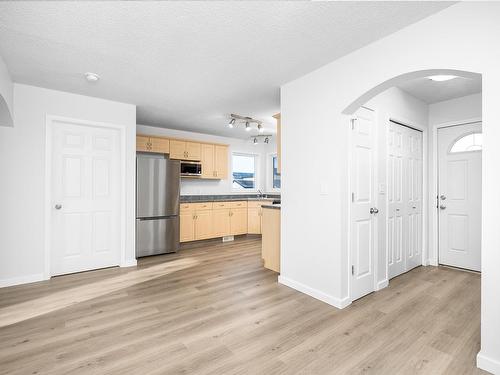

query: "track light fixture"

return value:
[226, 113, 264, 132]
[250, 134, 273, 145]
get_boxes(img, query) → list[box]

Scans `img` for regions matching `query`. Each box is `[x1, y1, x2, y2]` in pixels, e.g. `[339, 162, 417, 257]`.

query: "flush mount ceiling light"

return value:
[84, 72, 100, 82]
[428, 75, 458, 82]
[226, 113, 264, 132]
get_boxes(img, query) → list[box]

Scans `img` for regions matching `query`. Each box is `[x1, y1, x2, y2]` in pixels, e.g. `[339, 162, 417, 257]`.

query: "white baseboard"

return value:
[376, 279, 388, 291]
[0, 273, 46, 288]
[477, 351, 500, 374]
[120, 259, 137, 268]
[278, 275, 351, 309]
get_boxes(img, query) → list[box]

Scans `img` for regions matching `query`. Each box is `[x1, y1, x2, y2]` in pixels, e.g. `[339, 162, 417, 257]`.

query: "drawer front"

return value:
[180, 203, 194, 212]
[229, 201, 248, 209]
[248, 200, 271, 208]
[213, 201, 230, 209]
[193, 202, 213, 211]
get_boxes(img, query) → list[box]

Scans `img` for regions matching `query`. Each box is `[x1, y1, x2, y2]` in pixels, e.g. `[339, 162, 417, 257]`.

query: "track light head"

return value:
[245, 121, 251, 131]
[253, 138, 258, 145]
[258, 124, 263, 133]
[228, 118, 235, 128]
[264, 137, 270, 144]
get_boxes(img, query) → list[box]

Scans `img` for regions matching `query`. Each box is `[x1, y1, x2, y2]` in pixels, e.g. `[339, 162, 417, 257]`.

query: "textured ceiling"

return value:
[398, 75, 482, 104]
[0, 1, 453, 138]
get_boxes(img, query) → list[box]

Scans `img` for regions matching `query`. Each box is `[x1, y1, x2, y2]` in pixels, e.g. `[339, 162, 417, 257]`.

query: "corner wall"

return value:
[0, 84, 136, 286]
[0, 54, 13, 127]
[280, 3, 500, 371]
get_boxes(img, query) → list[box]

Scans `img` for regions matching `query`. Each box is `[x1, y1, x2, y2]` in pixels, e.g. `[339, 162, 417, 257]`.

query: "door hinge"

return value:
[351, 192, 355, 202]
[351, 265, 354, 276]
[351, 118, 355, 130]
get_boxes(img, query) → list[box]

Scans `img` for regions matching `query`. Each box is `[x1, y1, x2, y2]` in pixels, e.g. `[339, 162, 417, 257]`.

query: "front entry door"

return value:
[350, 107, 377, 301]
[438, 123, 482, 272]
[50, 119, 121, 276]
[387, 121, 423, 279]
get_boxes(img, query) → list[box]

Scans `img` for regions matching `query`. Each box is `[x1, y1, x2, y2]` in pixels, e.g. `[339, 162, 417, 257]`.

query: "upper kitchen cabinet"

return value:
[170, 140, 201, 161]
[201, 144, 228, 179]
[136, 135, 170, 153]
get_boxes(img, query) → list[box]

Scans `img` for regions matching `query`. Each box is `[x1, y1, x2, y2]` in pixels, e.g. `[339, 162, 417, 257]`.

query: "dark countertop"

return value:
[180, 194, 280, 203]
[262, 204, 281, 210]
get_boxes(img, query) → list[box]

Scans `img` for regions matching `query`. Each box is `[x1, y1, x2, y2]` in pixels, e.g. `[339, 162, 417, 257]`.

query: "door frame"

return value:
[347, 106, 379, 303]
[430, 117, 482, 267]
[44, 115, 127, 279]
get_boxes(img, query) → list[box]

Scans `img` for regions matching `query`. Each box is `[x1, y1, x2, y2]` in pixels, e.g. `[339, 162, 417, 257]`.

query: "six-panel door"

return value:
[51, 120, 121, 276]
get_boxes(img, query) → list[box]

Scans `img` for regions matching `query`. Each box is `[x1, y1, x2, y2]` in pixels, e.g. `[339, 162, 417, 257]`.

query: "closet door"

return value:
[388, 121, 422, 279]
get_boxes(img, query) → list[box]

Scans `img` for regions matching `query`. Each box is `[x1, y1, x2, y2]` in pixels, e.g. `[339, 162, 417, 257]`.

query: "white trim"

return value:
[120, 259, 138, 268]
[376, 279, 389, 291]
[266, 152, 281, 193]
[44, 115, 129, 279]
[278, 276, 351, 309]
[477, 351, 500, 374]
[0, 273, 45, 288]
[430, 117, 482, 268]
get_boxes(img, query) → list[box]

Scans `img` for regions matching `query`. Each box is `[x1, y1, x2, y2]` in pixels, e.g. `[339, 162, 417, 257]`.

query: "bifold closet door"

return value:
[388, 121, 423, 279]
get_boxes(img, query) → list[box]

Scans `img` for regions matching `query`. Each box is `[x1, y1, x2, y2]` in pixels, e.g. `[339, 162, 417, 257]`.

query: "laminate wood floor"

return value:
[0, 236, 486, 375]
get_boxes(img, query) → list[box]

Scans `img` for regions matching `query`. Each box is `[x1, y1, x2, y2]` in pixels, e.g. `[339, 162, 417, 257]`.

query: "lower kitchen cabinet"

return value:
[180, 201, 256, 242]
[213, 208, 231, 237]
[247, 201, 268, 234]
[230, 208, 248, 235]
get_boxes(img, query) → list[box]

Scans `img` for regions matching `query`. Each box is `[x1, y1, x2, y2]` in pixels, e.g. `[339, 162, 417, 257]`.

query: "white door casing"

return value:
[350, 107, 377, 301]
[438, 122, 482, 272]
[387, 121, 423, 279]
[50, 119, 122, 276]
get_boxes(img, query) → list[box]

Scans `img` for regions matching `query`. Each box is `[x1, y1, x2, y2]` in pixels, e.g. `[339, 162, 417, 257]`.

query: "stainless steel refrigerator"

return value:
[136, 153, 180, 257]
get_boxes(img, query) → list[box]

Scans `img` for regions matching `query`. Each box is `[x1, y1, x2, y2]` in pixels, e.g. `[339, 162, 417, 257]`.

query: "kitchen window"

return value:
[232, 153, 257, 190]
[271, 154, 281, 190]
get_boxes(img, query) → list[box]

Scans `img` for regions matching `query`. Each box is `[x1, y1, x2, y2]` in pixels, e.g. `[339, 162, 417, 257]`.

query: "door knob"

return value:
[439, 204, 446, 210]
[370, 207, 379, 214]
[55, 204, 62, 210]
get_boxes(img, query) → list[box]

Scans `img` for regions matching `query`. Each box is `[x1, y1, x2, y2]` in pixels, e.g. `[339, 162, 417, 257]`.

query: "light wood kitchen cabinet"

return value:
[137, 135, 170, 153]
[136, 135, 151, 152]
[214, 145, 228, 179]
[247, 201, 269, 234]
[230, 208, 248, 235]
[262, 207, 280, 273]
[170, 140, 201, 161]
[213, 208, 231, 237]
[180, 205, 195, 242]
[201, 144, 228, 179]
[194, 209, 213, 240]
[150, 137, 170, 153]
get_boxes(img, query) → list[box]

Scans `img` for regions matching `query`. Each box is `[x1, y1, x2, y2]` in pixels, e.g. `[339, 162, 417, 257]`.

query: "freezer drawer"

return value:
[136, 216, 179, 257]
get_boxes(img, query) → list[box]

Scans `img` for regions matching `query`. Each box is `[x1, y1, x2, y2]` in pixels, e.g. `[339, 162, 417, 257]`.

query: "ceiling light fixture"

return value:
[228, 118, 236, 128]
[251, 135, 272, 145]
[253, 138, 258, 145]
[258, 124, 263, 133]
[264, 137, 270, 144]
[245, 121, 251, 131]
[226, 114, 264, 132]
[84, 72, 100, 82]
[428, 75, 457, 82]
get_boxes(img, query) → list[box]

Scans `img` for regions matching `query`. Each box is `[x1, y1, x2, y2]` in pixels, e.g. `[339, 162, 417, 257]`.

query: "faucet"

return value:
[257, 189, 264, 198]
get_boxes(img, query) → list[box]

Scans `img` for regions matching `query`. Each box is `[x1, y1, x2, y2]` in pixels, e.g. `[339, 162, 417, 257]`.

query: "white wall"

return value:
[137, 124, 278, 195]
[280, 3, 500, 372]
[365, 87, 429, 288]
[427, 93, 482, 267]
[0, 84, 136, 286]
[0, 54, 13, 127]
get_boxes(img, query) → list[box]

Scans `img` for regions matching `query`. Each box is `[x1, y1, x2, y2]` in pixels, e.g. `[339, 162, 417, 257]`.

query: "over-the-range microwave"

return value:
[180, 160, 202, 177]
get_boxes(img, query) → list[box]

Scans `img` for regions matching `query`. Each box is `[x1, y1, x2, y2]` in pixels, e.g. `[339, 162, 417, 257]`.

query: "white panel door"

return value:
[51, 120, 121, 276]
[388, 122, 423, 279]
[350, 107, 377, 301]
[438, 123, 482, 272]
